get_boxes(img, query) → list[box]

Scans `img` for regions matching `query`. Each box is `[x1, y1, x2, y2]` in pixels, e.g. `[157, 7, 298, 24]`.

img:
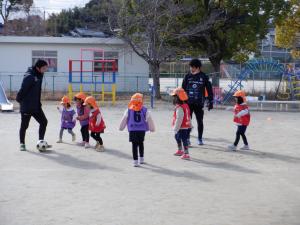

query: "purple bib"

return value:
[127, 107, 149, 132]
[77, 105, 89, 126]
[61, 108, 76, 129]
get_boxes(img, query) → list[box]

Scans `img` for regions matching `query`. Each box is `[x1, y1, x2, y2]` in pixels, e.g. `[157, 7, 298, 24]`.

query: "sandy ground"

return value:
[0, 101, 300, 225]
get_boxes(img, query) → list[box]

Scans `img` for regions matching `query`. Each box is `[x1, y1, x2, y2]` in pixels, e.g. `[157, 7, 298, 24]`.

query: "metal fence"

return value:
[0, 71, 281, 99]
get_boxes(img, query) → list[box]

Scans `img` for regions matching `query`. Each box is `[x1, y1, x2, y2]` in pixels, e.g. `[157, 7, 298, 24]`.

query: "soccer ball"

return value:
[36, 140, 48, 152]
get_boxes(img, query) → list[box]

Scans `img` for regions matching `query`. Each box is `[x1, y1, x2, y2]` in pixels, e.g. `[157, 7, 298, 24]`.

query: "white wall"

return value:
[0, 42, 149, 92]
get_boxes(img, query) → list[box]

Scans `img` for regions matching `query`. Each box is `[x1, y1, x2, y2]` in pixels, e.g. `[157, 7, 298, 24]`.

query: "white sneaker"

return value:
[133, 160, 139, 167]
[228, 144, 237, 151]
[56, 139, 63, 143]
[139, 157, 145, 164]
[77, 141, 85, 146]
[240, 145, 250, 150]
[72, 134, 76, 142]
[84, 143, 91, 149]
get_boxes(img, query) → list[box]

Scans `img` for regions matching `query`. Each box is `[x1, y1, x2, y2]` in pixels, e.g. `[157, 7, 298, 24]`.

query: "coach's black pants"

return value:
[188, 103, 204, 140]
[19, 109, 48, 144]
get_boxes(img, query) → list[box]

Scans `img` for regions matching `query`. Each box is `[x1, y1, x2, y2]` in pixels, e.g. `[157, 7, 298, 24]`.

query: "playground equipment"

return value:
[0, 81, 13, 111]
[222, 58, 284, 104]
[276, 64, 300, 100]
[68, 49, 117, 104]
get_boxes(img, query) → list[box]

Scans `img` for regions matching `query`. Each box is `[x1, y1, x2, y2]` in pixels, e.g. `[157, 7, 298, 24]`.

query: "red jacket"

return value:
[233, 104, 250, 126]
[172, 103, 191, 129]
[89, 108, 106, 132]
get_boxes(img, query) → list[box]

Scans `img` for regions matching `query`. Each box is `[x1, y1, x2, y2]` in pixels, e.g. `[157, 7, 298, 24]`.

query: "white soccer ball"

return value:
[36, 140, 48, 152]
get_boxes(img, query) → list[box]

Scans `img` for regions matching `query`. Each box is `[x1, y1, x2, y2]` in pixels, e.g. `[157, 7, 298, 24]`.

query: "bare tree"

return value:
[107, 0, 193, 99]
[0, 0, 33, 24]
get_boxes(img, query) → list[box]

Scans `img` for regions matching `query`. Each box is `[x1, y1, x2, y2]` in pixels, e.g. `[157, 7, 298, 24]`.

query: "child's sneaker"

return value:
[181, 153, 190, 160]
[95, 142, 105, 152]
[84, 142, 91, 149]
[72, 134, 76, 142]
[139, 157, 145, 164]
[20, 144, 27, 151]
[97, 145, 105, 152]
[240, 145, 250, 150]
[56, 139, 63, 143]
[77, 141, 85, 146]
[95, 142, 100, 150]
[133, 160, 140, 167]
[228, 144, 237, 151]
[174, 150, 184, 156]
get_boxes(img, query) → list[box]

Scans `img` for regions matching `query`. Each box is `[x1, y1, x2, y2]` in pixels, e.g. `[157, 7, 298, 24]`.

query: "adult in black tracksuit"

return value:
[182, 59, 214, 145]
[16, 60, 49, 151]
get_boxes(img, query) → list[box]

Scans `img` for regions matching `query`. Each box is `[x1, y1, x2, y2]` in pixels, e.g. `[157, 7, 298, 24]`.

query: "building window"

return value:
[94, 51, 118, 72]
[32, 50, 58, 72]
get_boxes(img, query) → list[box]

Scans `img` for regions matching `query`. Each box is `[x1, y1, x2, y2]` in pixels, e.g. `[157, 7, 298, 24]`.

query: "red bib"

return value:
[172, 103, 191, 129]
[89, 109, 106, 132]
[233, 104, 250, 126]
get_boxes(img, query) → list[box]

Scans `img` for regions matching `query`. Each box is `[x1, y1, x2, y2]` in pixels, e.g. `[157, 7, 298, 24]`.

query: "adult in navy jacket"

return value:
[182, 59, 214, 145]
[16, 60, 49, 151]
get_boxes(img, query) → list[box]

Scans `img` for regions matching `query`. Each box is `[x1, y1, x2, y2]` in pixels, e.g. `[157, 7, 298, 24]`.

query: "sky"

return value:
[34, 0, 91, 15]
[0, 0, 90, 22]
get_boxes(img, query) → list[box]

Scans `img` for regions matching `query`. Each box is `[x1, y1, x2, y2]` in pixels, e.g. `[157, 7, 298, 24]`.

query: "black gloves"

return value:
[207, 101, 213, 111]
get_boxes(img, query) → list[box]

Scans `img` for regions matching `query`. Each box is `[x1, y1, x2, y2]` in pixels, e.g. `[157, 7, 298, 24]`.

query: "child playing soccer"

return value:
[228, 90, 251, 151]
[74, 92, 91, 149]
[170, 88, 192, 160]
[84, 96, 106, 151]
[57, 96, 76, 143]
[119, 93, 155, 167]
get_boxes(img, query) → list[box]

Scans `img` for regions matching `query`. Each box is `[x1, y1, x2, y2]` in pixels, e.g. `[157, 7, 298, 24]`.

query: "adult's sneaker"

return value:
[20, 144, 27, 151]
[198, 139, 204, 145]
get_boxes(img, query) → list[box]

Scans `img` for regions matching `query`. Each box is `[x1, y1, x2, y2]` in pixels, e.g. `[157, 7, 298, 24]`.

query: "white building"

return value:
[0, 36, 149, 93]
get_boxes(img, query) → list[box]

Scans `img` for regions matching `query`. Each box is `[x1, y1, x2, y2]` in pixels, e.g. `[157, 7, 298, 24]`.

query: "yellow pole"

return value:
[68, 83, 73, 100]
[112, 84, 116, 105]
[79, 84, 83, 92]
[90, 84, 94, 97]
[102, 84, 105, 103]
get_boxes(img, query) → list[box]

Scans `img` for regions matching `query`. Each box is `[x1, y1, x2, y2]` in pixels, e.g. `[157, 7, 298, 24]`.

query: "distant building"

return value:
[0, 36, 149, 92]
[67, 28, 111, 38]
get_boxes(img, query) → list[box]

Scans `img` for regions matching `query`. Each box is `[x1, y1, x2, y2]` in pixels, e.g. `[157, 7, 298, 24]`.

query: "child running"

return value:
[228, 90, 251, 151]
[119, 93, 155, 167]
[84, 96, 106, 152]
[170, 88, 192, 160]
[57, 96, 76, 143]
[74, 92, 91, 149]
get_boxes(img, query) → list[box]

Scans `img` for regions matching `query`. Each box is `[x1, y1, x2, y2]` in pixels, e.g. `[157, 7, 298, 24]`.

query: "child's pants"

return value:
[59, 128, 75, 139]
[132, 142, 144, 160]
[234, 125, 248, 146]
[80, 125, 89, 142]
[175, 129, 189, 154]
[91, 132, 103, 145]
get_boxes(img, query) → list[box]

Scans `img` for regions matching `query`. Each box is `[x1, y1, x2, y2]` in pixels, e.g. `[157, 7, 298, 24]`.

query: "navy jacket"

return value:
[182, 72, 214, 106]
[16, 67, 44, 113]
